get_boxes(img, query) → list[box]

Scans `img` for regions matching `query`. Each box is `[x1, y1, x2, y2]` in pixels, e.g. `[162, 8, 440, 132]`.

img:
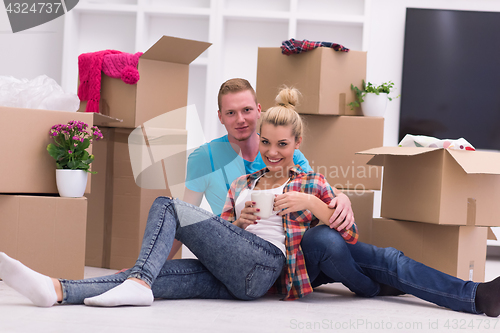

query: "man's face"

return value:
[218, 90, 261, 142]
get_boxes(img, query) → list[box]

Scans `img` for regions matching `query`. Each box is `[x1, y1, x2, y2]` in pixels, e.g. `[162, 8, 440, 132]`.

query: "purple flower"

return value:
[48, 120, 103, 170]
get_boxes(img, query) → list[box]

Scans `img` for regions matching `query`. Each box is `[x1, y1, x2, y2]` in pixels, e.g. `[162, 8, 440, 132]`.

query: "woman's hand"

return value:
[275, 192, 315, 216]
[233, 201, 259, 229]
[328, 192, 355, 231]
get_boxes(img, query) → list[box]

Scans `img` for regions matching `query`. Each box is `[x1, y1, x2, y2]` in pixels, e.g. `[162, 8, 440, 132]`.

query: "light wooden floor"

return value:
[1, 259, 500, 333]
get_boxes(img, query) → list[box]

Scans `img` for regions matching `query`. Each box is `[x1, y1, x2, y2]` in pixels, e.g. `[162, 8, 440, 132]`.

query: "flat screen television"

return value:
[400, 8, 500, 151]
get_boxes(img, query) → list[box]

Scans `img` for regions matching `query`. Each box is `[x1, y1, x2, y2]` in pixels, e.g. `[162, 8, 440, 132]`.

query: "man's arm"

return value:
[183, 188, 204, 206]
[293, 150, 353, 227]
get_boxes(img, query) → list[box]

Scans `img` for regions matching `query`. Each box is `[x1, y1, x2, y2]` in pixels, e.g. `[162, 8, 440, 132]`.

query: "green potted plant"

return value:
[47, 120, 103, 197]
[349, 80, 398, 117]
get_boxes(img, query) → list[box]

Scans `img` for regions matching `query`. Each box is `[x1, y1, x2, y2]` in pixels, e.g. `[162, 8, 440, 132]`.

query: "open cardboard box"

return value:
[256, 47, 366, 115]
[0, 106, 94, 194]
[358, 147, 500, 227]
[299, 115, 384, 190]
[371, 218, 489, 282]
[0, 195, 87, 280]
[78, 35, 211, 129]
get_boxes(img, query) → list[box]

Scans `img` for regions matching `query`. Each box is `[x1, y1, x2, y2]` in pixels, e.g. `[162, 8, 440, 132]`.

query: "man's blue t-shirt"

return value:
[185, 135, 311, 216]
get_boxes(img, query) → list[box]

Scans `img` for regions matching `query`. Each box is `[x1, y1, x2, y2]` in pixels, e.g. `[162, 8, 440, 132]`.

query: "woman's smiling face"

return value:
[259, 123, 301, 172]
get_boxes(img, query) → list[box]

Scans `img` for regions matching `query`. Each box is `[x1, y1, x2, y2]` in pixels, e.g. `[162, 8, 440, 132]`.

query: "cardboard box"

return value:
[371, 218, 488, 282]
[78, 35, 211, 129]
[0, 195, 87, 280]
[343, 190, 374, 244]
[0, 106, 94, 194]
[85, 126, 186, 268]
[84, 127, 114, 268]
[358, 147, 500, 226]
[299, 115, 384, 190]
[256, 47, 366, 115]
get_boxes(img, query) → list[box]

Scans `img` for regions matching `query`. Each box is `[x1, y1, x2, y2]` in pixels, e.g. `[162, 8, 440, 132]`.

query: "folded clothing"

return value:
[281, 38, 349, 55]
[399, 134, 475, 151]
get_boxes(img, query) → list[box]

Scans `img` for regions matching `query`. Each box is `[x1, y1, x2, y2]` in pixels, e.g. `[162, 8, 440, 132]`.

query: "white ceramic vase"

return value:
[361, 92, 388, 117]
[56, 169, 88, 198]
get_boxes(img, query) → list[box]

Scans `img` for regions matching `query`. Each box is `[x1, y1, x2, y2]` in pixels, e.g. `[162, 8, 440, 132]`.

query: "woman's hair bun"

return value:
[275, 86, 300, 108]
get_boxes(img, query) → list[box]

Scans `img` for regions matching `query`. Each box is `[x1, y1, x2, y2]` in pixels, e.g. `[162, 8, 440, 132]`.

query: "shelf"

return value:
[143, 6, 211, 17]
[297, 0, 365, 16]
[80, 0, 137, 4]
[141, 0, 210, 9]
[75, 3, 138, 14]
[222, 10, 289, 22]
[296, 14, 365, 26]
[224, 0, 290, 12]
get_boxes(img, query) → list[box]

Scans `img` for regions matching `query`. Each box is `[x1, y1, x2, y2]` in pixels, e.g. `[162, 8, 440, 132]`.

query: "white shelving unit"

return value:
[62, 0, 371, 140]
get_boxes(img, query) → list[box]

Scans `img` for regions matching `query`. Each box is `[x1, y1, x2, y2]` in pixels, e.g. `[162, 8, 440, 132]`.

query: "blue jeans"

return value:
[301, 225, 481, 314]
[60, 197, 285, 304]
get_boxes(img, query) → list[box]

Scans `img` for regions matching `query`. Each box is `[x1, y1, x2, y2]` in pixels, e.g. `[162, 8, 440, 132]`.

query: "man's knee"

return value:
[382, 247, 409, 270]
[302, 225, 349, 256]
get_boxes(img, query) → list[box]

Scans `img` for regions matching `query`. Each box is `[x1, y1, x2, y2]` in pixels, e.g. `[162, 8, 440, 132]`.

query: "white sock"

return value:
[84, 279, 153, 307]
[0, 252, 57, 307]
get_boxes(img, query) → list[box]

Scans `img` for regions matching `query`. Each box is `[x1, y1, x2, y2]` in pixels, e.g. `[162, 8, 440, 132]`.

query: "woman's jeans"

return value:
[301, 225, 481, 314]
[60, 197, 285, 304]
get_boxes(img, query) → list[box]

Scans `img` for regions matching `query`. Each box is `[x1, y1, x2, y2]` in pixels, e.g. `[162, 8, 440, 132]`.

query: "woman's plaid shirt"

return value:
[220, 166, 358, 300]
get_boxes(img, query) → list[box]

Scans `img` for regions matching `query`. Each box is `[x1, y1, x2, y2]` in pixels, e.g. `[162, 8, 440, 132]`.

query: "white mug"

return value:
[251, 191, 275, 219]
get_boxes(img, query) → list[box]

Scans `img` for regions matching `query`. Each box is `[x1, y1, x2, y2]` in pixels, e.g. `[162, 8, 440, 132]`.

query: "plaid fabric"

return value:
[220, 166, 358, 300]
[281, 38, 349, 55]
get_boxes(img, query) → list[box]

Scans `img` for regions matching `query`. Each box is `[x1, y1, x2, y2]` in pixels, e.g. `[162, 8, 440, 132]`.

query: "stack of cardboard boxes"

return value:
[358, 146, 500, 281]
[80, 36, 211, 270]
[256, 46, 383, 243]
[0, 106, 95, 279]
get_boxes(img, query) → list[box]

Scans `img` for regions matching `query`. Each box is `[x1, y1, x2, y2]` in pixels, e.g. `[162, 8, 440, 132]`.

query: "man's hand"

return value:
[234, 201, 260, 229]
[328, 192, 355, 231]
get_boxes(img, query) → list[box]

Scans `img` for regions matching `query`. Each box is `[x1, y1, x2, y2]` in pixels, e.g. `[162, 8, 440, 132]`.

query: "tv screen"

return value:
[400, 8, 500, 151]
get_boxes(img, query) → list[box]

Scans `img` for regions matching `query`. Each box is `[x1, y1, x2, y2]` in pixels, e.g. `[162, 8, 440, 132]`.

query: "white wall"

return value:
[0, 8, 64, 83]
